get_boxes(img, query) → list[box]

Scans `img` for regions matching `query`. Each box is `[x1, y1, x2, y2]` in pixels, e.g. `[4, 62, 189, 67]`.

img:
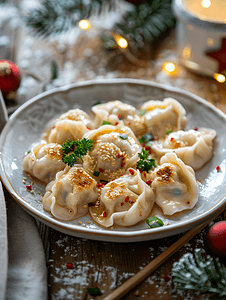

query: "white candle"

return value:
[173, 0, 226, 78]
[184, 0, 226, 23]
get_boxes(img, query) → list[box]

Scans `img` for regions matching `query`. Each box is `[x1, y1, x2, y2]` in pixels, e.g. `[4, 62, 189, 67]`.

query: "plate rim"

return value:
[1, 78, 226, 241]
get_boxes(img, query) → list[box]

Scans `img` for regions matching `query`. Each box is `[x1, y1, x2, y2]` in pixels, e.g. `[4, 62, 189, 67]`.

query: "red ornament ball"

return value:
[0, 60, 21, 96]
[206, 221, 226, 257]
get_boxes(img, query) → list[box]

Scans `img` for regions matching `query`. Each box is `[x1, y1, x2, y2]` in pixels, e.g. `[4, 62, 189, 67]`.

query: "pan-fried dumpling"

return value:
[91, 100, 144, 135]
[140, 98, 187, 139]
[59, 109, 91, 127]
[23, 141, 65, 183]
[47, 120, 89, 144]
[42, 166, 98, 220]
[82, 125, 141, 181]
[151, 128, 216, 170]
[89, 169, 155, 227]
[149, 153, 198, 215]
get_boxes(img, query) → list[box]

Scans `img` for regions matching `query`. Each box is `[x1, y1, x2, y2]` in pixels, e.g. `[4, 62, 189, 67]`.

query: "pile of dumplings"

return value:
[23, 98, 216, 228]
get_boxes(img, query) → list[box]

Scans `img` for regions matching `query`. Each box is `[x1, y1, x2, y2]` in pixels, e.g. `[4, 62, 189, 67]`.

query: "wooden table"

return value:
[1, 2, 226, 299]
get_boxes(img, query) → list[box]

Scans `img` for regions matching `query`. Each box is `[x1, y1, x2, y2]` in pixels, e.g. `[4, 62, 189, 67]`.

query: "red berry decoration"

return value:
[205, 221, 226, 258]
[0, 60, 21, 96]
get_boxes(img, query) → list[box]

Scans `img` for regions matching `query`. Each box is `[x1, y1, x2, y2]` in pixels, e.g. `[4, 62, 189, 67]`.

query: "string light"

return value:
[112, 33, 128, 49]
[214, 73, 225, 83]
[201, 0, 211, 8]
[163, 62, 177, 75]
[79, 20, 91, 30]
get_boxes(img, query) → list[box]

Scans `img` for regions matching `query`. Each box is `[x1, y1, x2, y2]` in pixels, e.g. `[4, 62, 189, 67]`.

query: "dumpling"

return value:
[140, 98, 187, 139]
[44, 109, 91, 144]
[149, 153, 198, 215]
[59, 109, 91, 127]
[89, 169, 155, 227]
[91, 100, 144, 135]
[82, 124, 141, 181]
[47, 120, 89, 144]
[151, 128, 216, 170]
[23, 141, 66, 183]
[42, 166, 98, 220]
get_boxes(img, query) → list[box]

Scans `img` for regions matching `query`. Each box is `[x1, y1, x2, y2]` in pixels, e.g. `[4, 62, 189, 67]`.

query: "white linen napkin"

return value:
[0, 182, 7, 300]
[5, 189, 48, 300]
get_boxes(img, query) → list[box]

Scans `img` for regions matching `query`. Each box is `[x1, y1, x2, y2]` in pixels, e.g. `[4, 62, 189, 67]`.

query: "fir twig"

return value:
[172, 249, 226, 300]
[23, 0, 114, 37]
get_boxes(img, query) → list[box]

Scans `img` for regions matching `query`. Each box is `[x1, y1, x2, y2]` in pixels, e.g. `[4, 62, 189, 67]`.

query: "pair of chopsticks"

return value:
[103, 202, 226, 300]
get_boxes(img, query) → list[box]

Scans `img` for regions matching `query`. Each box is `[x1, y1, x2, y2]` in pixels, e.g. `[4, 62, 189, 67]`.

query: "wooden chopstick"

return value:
[103, 202, 226, 300]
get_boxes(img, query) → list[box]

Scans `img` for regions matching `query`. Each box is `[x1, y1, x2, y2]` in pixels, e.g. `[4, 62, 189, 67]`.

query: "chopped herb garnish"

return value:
[93, 101, 101, 106]
[102, 120, 111, 125]
[139, 133, 153, 144]
[139, 109, 146, 116]
[87, 287, 102, 296]
[137, 149, 157, 172]
[88, 202, 93, 207]
[93, 170, 100, 177]
[146, 216, 164, 228]
[145, 141, 152, 148]
[27, 150, 31, 154]
[166, 130, 172, 135]
[100, 179, 108, 184]
[61, 138, 94, 167]
[119, 134, 128, 140]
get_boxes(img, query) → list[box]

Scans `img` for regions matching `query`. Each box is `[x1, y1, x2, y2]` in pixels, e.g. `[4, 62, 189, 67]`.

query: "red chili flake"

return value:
[102, 211, 107, 217]
[128, 122, 131, 125]
[145, 146, 151, 154]
[52, 126, 55, 129]
[138, 168, 143, 173]
[26, 185, 32, 190]
[164, 275, 170, 282]
[97, 183, 104, 188]
[121, 163, 125, 167]
[146, 180, 152, 185]
[66, 263, 73, 269]
[129, 169, 135, 175]
[193, 127, 198, 131]
[153, 137, 158, 140]
[141, 142, 146, 147]
[118, 153, 123, 158]
[144, 172, 147, 178]
[99, 168, 104, 173]
[125, 196, 130, 202]
[170, 137, 174, 141]
[216, 165, 220, 171]
[87, 126, 90, 130]
[129, 200, 134, 205]
[115, 122, 119, 125]
[121, 203, 124, 206]
[117, 114, 121, 118]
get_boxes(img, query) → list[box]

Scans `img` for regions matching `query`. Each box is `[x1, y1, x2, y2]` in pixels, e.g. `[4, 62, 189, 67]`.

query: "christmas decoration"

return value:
[23, 0, 175, 49]
[172, 249, 226, 299]
[206, 38, 226, 74]
[0, 60, 20, 96]
[205, 221, 226, 258]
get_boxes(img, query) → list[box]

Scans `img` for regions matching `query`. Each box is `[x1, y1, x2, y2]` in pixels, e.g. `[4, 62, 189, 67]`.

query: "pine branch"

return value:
[172, 249, 226, 300]
[23, 0, 114, 37]
[116, 0, 175, 48]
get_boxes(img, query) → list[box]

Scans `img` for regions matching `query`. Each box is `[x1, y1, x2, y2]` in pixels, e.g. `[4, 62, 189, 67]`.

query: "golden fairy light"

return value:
[163, 62, 177, 75]
[79, 20, 91, 30]
[201, 0, 211, 8]
[112, 33, 128, 49]
[214, 73, 225, 83]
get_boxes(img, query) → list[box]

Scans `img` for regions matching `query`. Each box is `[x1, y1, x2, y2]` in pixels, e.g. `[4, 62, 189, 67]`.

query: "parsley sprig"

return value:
[172, 249, 226, 300]
[137, 149, 157, 172]
[61, 138, 94, 167]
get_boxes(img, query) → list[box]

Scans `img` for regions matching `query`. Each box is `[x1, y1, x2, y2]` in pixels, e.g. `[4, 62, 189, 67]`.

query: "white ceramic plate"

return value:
[1, 79, 226, 242]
